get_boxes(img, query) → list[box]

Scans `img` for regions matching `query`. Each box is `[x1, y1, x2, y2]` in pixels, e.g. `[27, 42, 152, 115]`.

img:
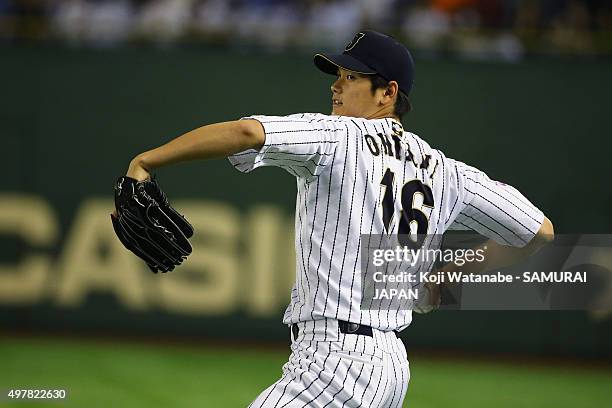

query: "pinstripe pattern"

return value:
[229, 113, 544, 407]
[445, 159, 544, 247]
[248, 319, 408, 408]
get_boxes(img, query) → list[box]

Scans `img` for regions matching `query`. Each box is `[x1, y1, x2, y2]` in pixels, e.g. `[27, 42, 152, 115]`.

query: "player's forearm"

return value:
[448, 239, 533, 277]
[443, 217, 555, 278]
[425, 218, 554, 306]
[127, 120, 264, 180]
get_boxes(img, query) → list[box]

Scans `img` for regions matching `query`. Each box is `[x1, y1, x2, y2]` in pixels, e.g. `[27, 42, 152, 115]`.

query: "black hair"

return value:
[369, 75, 412, 119]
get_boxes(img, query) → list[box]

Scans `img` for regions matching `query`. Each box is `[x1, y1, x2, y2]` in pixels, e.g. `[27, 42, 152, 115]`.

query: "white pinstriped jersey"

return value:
[229, 113, 544, 331]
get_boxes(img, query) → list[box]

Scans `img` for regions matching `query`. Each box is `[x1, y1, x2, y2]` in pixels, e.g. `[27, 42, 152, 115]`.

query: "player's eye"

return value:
[346, 74, 355, 80]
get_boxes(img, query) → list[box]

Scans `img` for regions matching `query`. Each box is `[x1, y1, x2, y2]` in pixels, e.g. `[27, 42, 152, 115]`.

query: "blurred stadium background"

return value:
[1, 0, 612, 407]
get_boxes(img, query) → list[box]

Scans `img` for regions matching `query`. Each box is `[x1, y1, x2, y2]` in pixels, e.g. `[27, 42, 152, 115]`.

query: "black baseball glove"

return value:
[111, 176, 194, 273]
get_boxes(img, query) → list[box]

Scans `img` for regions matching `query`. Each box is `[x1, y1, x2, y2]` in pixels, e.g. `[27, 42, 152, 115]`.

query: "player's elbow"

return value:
[534, 216, 555, 245]
[517, 216, 554, 257]
[238, 119, 266, 151]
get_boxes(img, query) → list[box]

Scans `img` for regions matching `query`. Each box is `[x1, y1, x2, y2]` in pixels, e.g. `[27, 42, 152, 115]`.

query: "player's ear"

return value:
[386, 81, 399, 98]
[380, 81, 399, 105]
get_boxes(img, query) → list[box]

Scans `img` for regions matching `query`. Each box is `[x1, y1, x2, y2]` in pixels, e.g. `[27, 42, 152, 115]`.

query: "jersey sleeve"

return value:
[445, 160, 545, 247]
[227, 114, 345, 179]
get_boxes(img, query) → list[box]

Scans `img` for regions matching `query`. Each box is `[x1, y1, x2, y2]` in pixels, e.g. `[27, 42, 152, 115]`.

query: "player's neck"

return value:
[365, 105, 399, 122]
[366, 113, 401, 122]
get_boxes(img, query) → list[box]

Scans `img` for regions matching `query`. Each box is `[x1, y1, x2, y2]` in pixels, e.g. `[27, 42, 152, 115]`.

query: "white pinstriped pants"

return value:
[249, 319, 409, 408]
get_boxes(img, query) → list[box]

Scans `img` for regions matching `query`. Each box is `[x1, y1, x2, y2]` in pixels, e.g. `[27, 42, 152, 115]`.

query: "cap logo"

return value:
[345, 32, 365, 52]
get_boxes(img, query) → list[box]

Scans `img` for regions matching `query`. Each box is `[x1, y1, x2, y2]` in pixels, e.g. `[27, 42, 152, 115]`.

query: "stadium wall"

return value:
[1, 46, 611, 357]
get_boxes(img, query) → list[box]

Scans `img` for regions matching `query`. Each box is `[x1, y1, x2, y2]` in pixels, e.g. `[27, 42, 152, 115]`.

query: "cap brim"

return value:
[314, 53, 377, 76]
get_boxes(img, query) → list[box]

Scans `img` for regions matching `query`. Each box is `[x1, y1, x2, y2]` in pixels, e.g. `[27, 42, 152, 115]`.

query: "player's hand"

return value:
[126, 156, 151, 182]
[413, 281, 442, 314]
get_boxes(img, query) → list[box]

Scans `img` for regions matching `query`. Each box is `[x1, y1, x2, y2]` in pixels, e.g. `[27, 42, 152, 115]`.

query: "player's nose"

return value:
[331, 79, 341, 94]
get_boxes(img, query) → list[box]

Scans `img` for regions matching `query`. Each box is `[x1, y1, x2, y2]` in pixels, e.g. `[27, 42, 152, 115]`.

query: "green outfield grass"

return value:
[1, 337, 610, 408]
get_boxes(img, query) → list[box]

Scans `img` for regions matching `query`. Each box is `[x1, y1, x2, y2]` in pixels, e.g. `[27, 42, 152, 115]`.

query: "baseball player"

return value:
[122, 31, 554, 407]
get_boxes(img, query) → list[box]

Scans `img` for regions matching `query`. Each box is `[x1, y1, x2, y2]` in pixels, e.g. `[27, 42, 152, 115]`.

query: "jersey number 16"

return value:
[380, 168, 435, 248]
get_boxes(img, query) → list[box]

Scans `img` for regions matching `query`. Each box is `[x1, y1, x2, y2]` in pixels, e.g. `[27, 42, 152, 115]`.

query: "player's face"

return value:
[331, 68, 381, 118]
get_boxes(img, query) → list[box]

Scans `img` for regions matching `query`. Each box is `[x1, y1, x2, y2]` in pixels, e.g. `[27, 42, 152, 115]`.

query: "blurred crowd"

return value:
[1, 0, 611, 59]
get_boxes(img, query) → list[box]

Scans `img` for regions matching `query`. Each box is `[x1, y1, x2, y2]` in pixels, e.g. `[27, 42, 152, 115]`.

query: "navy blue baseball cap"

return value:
[314, 30, 415, 96]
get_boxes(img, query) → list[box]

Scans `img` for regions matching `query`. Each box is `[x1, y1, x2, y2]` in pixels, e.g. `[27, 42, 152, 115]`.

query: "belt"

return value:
[291, 320, 373, 339]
